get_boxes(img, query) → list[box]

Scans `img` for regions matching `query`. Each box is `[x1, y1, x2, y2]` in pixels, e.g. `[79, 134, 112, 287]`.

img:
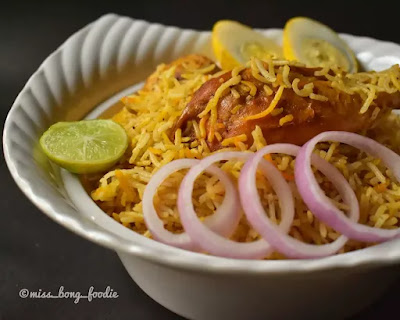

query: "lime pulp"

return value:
[39, 119, 129, 174]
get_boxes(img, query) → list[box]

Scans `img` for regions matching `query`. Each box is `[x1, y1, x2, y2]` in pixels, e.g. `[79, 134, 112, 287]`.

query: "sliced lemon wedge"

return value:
[283, 17, 358, 72]
[212, 20, 283, 70]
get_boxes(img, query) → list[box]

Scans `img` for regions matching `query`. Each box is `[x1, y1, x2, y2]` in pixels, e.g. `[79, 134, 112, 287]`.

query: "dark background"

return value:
[2, 1, 400, 319]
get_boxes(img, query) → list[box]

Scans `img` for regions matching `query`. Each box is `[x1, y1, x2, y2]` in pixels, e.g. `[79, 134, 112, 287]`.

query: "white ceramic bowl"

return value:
[4, 14, 400, 320]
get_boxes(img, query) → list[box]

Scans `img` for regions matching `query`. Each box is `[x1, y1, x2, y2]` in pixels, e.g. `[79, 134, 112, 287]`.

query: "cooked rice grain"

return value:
[83, 62, 400, 260]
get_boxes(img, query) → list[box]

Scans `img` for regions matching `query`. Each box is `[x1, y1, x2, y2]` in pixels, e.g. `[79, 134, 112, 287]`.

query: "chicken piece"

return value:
[173, 64, 400, 150]
[142, 54, 218, 91]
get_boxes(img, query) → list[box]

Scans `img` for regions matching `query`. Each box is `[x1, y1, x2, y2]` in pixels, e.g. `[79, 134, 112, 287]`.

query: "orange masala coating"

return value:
[173, 64, 400, 150]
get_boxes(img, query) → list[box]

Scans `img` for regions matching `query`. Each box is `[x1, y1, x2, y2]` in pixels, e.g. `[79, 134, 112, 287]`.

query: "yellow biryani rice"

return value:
[81, 60, 400, 259]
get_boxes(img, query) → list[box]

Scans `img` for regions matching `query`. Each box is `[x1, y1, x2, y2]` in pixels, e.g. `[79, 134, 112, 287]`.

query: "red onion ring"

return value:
[296, 131, 400, 242]
[239, 144, 359, 259]
[177, 152, 294, 259]
[142, 159, 240, 251]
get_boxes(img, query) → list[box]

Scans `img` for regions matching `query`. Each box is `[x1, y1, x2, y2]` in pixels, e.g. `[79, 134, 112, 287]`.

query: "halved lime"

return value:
[39, 119, 129, 174]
